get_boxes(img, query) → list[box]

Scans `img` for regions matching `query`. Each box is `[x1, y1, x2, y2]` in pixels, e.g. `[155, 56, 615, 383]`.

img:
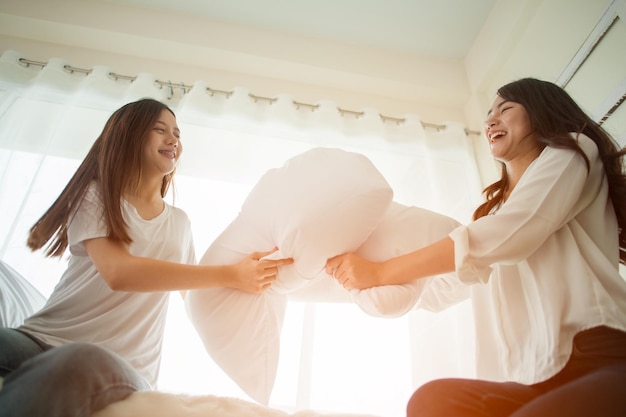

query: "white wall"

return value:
[465, 0, 615, 125]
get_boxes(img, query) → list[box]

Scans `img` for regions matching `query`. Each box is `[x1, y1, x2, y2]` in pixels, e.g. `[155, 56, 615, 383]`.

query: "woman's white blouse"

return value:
[449, 133, 626, 384]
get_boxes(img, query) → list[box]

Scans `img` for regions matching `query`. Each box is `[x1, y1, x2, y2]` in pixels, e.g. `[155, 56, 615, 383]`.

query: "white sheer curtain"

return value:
[0, 49, 483, 417]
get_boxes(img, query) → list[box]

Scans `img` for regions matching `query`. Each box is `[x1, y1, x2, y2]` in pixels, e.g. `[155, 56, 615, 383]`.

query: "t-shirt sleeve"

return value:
[450, 134, 601, 284]
[68, 185, 108, 257]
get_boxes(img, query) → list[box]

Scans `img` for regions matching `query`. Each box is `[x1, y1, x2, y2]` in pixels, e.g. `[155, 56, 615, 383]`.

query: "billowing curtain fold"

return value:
[0, 50, 481, 417]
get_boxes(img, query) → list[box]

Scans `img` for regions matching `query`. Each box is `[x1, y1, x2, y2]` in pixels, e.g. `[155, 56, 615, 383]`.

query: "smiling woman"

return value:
[0, 96, 295, 417]
[483, 96, 544, 201]
[321, 78, 626, 417]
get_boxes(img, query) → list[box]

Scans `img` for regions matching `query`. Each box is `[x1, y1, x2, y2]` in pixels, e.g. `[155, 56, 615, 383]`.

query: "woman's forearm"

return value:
[85, 237, 290, 293]
[380, 236, 456, 285]
[104, 257, 234, 292]
[84, 237, 234, 292]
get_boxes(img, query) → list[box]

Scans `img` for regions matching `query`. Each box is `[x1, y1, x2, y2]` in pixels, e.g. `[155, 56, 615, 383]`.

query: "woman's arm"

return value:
[84, 237, 293, 294]
[328, 136, 599, 290]
[326, 236, 455, 289]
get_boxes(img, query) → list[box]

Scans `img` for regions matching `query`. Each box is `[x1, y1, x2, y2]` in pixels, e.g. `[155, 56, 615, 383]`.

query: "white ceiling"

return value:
[107, 0, 497, 60]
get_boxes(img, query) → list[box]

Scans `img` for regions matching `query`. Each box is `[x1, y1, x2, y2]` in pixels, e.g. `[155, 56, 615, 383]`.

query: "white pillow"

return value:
[351, 202, 462, 317]
[0, 261, 46, 327]
[185, 147, 393, 404]
[242, 147, 394, 291]
[285, 202, 465, 314]
[184, 288, 287, 404]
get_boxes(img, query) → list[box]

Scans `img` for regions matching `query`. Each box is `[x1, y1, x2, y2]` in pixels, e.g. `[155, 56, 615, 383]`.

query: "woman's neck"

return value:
[124, 180, 165, 220]
[503, 146, 543, 201]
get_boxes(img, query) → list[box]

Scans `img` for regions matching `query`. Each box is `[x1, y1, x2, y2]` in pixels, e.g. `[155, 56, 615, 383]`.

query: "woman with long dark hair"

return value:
[327, 78, 626, 416]
[0, 98, 292, 417]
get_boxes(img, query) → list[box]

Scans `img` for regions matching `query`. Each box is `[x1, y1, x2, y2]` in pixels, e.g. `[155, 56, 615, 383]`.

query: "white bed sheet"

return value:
[91, 391, 382, 417]
[0, 260, 46, 328]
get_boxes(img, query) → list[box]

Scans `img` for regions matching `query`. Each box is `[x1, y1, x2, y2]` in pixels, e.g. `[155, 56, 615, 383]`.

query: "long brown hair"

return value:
[473, 78, 626, 264]
[28, 98, 176, 257]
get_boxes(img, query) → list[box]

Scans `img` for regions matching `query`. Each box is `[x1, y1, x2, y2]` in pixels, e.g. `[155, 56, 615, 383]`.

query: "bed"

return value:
[91, 391, 380, 417]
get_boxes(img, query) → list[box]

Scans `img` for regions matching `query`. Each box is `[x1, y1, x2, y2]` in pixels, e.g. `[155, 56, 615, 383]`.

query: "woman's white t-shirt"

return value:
[20, 184, 196, 387]
[422, 133, 626, 385]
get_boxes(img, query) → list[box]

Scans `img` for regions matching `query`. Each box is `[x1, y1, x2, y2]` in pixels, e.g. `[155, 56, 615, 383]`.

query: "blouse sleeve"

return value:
[450, 134, 604, 284]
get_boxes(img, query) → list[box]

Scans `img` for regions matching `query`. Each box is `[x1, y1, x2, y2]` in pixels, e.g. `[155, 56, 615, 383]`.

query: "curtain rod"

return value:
[17, 57, 481, 136]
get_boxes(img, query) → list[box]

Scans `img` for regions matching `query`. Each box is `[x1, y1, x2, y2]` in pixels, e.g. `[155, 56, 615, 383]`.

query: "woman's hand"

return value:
[325, 253, 383, 290]
[231, 248, 293, 294]
[325, 237, 456, 290]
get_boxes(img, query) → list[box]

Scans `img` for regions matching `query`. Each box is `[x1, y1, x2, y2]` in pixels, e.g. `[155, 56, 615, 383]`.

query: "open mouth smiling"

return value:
[489, 131, 506, 143]
[159, 150, 176, 159]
